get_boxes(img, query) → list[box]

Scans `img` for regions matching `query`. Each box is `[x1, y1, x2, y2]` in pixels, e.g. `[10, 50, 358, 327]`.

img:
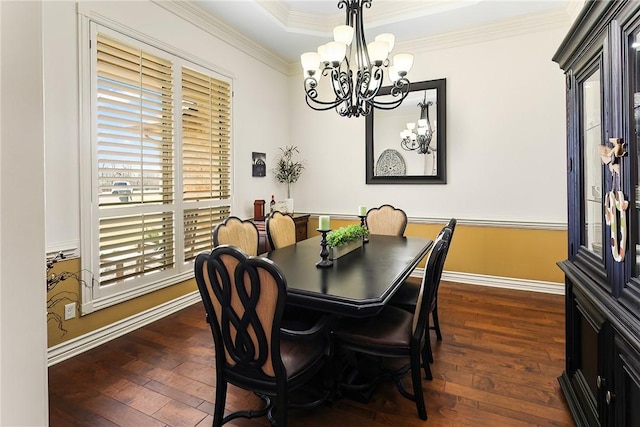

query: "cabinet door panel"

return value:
[582, 67, 605, 259]
[572, 286, 607, 426]
[614, 335, 640, 426]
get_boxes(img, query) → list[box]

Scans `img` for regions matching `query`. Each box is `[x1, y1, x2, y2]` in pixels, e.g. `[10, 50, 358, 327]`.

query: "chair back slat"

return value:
[365, 204, 408, 236]
[213, 216, 260, 256]
[266, 211, 296, 249]
[195, 246, 287, 380]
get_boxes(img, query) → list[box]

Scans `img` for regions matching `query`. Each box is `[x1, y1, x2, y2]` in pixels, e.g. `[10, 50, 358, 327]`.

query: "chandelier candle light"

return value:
[400, 91, 435, 154]
[301, 0, 414, 118]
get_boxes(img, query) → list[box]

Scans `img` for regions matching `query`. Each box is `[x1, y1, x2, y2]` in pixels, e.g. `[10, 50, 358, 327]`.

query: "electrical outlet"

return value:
[64, 302, 76, 320]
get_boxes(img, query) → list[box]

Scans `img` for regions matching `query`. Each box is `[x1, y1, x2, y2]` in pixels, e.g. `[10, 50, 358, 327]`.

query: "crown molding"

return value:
[565, 0, 586, 23]
[258, 0, 481, 33]
[286, 8, 573, 76]
[155, 1, 573, 77]
[258, 1, 336, 36]
[397, 8, 571, 55]
[152, 0, 290, 74]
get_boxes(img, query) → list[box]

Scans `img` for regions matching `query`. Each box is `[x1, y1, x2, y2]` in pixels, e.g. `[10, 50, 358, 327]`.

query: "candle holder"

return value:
[315, 229, 334, 268]
[358, 215, 370, 243]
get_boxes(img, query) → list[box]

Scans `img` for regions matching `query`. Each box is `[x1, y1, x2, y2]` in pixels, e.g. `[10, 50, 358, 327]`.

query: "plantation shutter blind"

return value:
[182, 67, 231, 200]
[96, 32, 176, 287]
[182, 67, 231, 262]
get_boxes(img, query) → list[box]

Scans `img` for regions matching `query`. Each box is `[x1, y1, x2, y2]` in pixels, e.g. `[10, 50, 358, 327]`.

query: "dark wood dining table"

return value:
[265, 234, 433, 318]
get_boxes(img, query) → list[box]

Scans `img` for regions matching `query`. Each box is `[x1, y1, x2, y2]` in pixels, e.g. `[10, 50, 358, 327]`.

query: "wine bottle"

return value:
[270, 195, 276, 213]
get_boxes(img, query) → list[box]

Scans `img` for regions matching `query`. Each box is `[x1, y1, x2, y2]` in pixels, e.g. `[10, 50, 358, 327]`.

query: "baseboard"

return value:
[412, 269, 565, 295]
[47, 291, 201, 366]
[48, 270, 564, 365]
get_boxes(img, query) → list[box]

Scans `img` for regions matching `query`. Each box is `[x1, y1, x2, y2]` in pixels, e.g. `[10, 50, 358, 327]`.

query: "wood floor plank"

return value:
[49, 281, 573, 427]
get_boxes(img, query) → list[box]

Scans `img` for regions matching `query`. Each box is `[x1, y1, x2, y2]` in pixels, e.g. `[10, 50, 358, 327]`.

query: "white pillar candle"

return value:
[359, 205, 367, 216]
[319, 215, 330, 230]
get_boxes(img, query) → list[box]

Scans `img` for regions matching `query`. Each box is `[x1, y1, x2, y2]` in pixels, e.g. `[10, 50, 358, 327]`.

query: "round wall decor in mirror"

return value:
[375, 149, 406, 176]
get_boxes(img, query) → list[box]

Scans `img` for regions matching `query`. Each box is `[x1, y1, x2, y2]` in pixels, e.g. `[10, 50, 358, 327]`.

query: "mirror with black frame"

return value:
[366, 78, 446, 184]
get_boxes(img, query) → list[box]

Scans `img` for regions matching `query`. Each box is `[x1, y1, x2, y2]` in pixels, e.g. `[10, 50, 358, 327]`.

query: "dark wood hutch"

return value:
[553, 1, 640, 425]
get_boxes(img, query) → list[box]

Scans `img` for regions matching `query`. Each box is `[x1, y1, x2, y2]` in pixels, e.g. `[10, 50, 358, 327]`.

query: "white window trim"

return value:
[78, 13, 234, 314]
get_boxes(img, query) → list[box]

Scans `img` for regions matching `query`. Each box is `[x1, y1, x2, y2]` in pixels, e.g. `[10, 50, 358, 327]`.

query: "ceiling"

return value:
[193, 0, 575, 64]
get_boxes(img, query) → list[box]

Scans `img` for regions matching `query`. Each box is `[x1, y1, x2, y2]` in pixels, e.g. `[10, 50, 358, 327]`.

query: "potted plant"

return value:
[326, 224, 370, 259]
[272, 146, 304, 213]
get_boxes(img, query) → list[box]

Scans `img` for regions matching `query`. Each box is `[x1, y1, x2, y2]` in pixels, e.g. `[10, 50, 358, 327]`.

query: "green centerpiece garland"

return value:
[326, 225, 370, 248]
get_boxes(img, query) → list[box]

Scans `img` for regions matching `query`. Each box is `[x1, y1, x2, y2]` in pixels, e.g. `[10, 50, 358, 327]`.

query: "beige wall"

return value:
[310, 219, 565, 283]
[48, 219, 565, 349]
[47, 258, 197, 348]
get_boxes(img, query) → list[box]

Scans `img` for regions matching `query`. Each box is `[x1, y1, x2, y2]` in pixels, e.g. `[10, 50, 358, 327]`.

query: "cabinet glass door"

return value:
[633, 30, 640, 277]
[582, 69, 604, 256]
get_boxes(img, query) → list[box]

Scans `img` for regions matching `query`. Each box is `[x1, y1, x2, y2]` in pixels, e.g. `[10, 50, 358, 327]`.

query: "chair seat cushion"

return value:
[388, 280, 420, 312]
[280, 335, 326, 380]
[333, 306, 413, 351]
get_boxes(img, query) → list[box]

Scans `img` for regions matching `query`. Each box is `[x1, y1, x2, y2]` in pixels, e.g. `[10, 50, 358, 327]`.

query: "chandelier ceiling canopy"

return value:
[300, 0, 414, 118]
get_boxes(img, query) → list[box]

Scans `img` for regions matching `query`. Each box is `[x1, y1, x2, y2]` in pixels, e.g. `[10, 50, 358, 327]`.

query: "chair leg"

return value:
[425, 321, 434, 364]
[432, 300, 442, 341]
[275, 389, 287, 427]
[410, 349, 428, 420]
[213, 377, 227, 427]
[421, 340, 433, 380]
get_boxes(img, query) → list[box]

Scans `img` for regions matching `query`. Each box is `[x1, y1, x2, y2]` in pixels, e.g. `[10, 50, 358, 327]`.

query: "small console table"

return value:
[253, 213, 310, 254]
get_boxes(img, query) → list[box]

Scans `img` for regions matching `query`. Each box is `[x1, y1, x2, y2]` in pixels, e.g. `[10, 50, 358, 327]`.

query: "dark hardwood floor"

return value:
[48, 281, 573, 426]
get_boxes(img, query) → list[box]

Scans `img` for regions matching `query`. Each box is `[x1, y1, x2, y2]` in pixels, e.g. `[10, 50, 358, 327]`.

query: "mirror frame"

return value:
[365, 78, 447, 184]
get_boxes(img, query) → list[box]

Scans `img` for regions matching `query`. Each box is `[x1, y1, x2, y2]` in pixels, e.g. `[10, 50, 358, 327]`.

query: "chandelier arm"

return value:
[359, 68, 383, 102]
[367, 77, 411, 110]
[332, 66, 353, 102]
[305, 96, 344, 111]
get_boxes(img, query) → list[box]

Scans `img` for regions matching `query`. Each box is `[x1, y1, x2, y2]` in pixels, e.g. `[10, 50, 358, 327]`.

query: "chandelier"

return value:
[400, 91, 435, 154]
[300, 0, 414, 118]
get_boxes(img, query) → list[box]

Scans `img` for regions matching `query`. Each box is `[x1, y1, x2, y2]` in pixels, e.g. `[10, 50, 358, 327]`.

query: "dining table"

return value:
[264, 234, 433, 318]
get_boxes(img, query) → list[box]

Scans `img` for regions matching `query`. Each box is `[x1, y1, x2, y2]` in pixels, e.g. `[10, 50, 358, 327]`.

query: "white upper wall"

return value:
[289, 17, 570, 225]
[44, 0, 573, 252]
[1, 1, 48, 425]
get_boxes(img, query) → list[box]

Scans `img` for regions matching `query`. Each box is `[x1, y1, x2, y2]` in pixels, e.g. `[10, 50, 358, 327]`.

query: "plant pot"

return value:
[329, 239, 362, 260]
[285, 198, 294, 214]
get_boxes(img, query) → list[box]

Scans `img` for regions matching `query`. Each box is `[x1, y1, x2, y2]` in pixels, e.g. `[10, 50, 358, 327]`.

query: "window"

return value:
[81, 24, 232, 312]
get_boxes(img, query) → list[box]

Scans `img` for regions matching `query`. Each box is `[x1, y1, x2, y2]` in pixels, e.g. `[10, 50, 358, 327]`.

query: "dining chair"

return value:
[365, 204, 408, 236]
[212, 216, 260, 256]
[194, 245, 331, 427]
[266, 211, 296, 249]
[389, 218, 456, 348]
[331, 229, 451, 420]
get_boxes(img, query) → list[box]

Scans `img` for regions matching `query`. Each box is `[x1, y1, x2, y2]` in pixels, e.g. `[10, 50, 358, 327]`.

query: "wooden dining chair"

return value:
[266, 211, 296, 249]
[212, 216, 260, 256]
[389, 218, 456, 364]
[365, 204, 408, 236]
[194, 245, 331, 427]
[332, 229, 451, 420]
